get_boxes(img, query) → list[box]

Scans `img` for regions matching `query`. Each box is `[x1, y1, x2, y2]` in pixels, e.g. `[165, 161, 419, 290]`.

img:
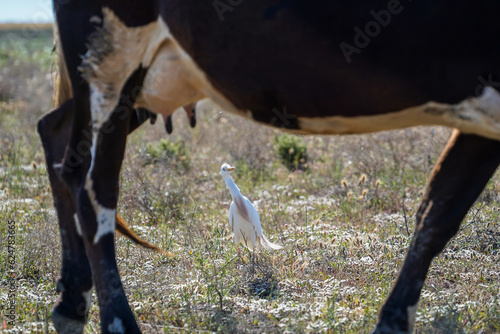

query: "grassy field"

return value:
[0, 25, 499, 333]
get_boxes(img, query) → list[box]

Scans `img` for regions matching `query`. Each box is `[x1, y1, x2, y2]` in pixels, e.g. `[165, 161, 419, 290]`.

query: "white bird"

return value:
[221, 163, 283, 251]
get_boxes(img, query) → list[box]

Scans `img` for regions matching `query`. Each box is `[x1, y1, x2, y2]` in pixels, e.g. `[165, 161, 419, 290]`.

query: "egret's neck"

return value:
[223, 174, 241, 198]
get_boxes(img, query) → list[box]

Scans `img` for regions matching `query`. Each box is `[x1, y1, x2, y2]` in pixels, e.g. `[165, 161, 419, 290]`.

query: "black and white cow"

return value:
[38, 0, 500, 333]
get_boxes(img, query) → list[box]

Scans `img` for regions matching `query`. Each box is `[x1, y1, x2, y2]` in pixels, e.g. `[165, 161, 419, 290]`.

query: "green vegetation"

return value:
[0, 24, 499, 333]
[273, 133, 308, 171]
[145, 138, 190, 170]
[0, 25, 53, 70]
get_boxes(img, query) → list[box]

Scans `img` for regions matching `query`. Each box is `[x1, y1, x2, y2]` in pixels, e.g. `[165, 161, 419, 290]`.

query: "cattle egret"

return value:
[221, 163, 283, 251]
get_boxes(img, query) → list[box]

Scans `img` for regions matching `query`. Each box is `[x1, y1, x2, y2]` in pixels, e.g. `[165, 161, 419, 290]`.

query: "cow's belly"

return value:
[295, 87, 500, 139]
[89, 8, 500, 142]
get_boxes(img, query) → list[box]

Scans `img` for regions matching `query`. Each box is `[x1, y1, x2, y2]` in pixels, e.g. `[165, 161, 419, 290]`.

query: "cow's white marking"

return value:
[89, 15, 101, 25]
[107, 317, 125, 334]
[52, 162, 63, 170]
[83, 132, 116, 245]
[82, 287, 93, 313]
[80, 8, 164, 131]
[88, 85, 107, 130]
[92, 206, 116, 245]
[81, 8, 243, 119]
[407, 304, 418, 333]
[296, 86, 500, 140]
[74, 213, 82, 237]
[81, 7, 243, 132]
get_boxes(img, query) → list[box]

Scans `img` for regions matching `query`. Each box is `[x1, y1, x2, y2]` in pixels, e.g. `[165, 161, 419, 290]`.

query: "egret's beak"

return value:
[227, 166, 235, 171]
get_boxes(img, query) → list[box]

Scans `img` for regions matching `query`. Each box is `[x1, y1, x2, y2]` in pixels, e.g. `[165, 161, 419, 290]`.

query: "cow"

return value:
[38, 0, 500, 333]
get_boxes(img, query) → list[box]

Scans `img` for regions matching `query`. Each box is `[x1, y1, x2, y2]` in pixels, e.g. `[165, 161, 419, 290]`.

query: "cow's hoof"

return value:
[372, 323, 410, 334]
[52, 310, 85, 334]
[52, 307, 86, 334]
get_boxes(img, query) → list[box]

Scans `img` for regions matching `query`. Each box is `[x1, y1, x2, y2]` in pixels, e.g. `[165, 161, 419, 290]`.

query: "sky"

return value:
[0, 0, 53, 23]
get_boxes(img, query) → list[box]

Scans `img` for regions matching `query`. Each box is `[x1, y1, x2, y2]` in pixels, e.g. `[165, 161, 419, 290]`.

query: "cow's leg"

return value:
[373, 129, 500, 333]
[74, 67, 147, 333]
[38, 100, 93, 333]
[52, 3, 157, 331]
[38, 100, 155, 333]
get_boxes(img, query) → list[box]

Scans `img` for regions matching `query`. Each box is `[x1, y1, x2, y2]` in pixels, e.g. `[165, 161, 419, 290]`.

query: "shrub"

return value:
[145, 138, 190, 170]
[272, 133, 308, 171]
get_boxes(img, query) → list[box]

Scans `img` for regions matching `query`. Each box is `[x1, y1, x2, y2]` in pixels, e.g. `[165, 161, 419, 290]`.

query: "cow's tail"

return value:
[52, 23, 73, 108]
[260, 234, 283, 250]
[116, 214, 173, 256]
[52, 23, 169, 256]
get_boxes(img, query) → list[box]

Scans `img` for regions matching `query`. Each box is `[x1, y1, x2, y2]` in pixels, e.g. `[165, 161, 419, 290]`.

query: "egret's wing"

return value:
[242, 196, 263, 236]
[229, 201, 235, 231]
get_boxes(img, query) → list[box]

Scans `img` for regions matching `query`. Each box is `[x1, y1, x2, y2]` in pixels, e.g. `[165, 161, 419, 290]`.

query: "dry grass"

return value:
[0, 23, 53, 31]
[0, 27, 499, 333]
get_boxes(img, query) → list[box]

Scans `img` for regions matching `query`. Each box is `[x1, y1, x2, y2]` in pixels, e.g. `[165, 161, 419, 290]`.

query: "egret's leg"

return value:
[251, 233, 256, 272]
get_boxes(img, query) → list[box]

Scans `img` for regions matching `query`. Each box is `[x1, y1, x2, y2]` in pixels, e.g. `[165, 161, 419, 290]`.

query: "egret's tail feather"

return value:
[260, 234, 283, 250]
